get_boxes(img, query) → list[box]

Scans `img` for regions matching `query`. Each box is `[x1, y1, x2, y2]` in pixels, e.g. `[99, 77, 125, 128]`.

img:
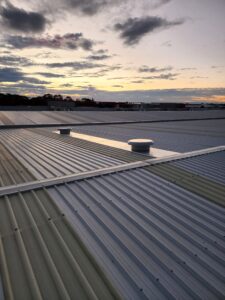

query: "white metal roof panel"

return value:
[47, 168, 225, 300]
[0, 110, 225, 126]
[73, 119, 225, 152]
[0, 129, 124, 179]
[171, 150, 225, 185]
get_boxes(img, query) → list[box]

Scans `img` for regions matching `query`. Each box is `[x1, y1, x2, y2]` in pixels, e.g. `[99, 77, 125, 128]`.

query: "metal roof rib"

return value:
[171, 151, 225, 184]
[0, 143, 35, 186]
[0, 112, 225, 299]
[0, 189, 121, 300]
[0, 129, 125, 179]
[47, 168, 225, 299]
[146, 164, 225, 207]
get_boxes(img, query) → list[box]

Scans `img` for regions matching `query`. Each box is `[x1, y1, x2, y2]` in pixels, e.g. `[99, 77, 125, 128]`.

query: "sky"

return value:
[0, 0, 225, 102]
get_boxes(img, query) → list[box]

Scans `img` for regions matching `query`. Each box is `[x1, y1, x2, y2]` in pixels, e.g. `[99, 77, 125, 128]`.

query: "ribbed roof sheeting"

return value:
[30, 128, 148, 163]
[171, 150, 225, 185]
[0, 189, 121, 300]
[0, 143, 35, 186]
[0, 130, 124, 180]
[74, 119, 225, 152]
[48, 168, 225, 300]
[0, 110, 225, 125]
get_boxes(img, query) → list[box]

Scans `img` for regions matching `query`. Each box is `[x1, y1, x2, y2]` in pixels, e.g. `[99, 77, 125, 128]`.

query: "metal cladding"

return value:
[0, 112, 225, 299]
[0, 110, 225, 126]
[0, 143, 35, 186]
[0, 189, 121, 300]
[171, 150, 225, 185]
[73, 119, 225, 152]
[0, 129, 126, 179]
[48, 168, 225, 300]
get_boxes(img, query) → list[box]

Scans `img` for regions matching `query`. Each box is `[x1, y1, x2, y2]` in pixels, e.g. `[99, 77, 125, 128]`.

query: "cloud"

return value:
[0, 67, 49, 84]
[114, 16, 184, 45]
[161, 40, 172, 47]
[59, 0, 124, 16]
[180, 67, 197, 71]
[149, 0, 171, 9]
[0, 2, 47, 33]
[0, 67, 24, 82]
[38, 0, 171, 17]
[131, 80, 144, 83]
[211, 65, 224, 69]
[46, 61, 104, 70]
[24, 77, 50, 84]
[0, 83, 47, 94]
[190, 76, 208, 79]
[36, 72, 65, 78]
[144, 72, 178, 80]
[112, 84, 123, 88]
[139, 65, 173, 73]
[0, 55, 33, 67]
[4, 33, 94, 50]
[86, 54, 111, 60]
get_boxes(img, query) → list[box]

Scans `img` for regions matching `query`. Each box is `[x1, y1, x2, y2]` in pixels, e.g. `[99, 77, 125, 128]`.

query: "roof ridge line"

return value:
[0, 145, 224, 197]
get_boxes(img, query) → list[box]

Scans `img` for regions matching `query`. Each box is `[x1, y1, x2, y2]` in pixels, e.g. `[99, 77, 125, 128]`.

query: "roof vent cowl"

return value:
[58, 128, 71, 135]
[128, 139, 154, 153]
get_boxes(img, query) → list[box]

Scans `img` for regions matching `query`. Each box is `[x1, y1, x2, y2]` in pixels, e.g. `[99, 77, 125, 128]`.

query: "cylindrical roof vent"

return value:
[58, 128, 71, 135]
[128, 139, 154, 153]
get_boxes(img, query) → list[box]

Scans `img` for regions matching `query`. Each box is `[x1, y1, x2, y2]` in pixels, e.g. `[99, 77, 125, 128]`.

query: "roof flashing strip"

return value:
[0, 145, 224, 197]
[55, 130, 180, 158]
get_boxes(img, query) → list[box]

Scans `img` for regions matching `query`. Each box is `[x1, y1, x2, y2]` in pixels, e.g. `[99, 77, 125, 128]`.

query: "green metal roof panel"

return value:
[171, 150, 225, 185]
[145, 164, 225, 207]
[0, 189, 121, 300]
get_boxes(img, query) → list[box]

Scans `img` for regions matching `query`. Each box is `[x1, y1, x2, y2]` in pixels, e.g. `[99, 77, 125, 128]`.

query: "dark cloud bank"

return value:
[0, 67, 49, 84]
[114, 16, 184, 45]
[5, 33, 94, 50]
[0, 2, 47, 33]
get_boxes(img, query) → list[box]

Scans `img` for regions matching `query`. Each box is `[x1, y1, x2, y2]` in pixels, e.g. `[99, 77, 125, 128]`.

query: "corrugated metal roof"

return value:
[0, 189, 121, 300]
[0, 143, 35, 186]
[0, 111, 225, 299]
[171, 150, 225, 185]
[30, 128, 149, 162]
[47, 168, 225, 300]
[0, 110, 225, 126]
[145, 164, 225, 207]
[73, 119, 225, 152]
[0, 129, 127, 179]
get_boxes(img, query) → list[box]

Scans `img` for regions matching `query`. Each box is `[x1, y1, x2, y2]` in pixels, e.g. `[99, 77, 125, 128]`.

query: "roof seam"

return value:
[0, 146, 224, 197]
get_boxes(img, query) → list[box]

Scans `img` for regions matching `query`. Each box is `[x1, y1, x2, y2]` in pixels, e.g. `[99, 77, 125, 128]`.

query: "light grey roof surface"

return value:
[73, 119, 225, 152]
[0, 129, 125, 179]
[0, 110, 225, 126]
[47, 167, 225, 300]
[171, 150, 225, 185]
[0, 110, 225, 299]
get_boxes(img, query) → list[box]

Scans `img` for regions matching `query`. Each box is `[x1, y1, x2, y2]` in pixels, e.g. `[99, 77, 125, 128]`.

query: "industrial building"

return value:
[0, 110, 225, 299]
